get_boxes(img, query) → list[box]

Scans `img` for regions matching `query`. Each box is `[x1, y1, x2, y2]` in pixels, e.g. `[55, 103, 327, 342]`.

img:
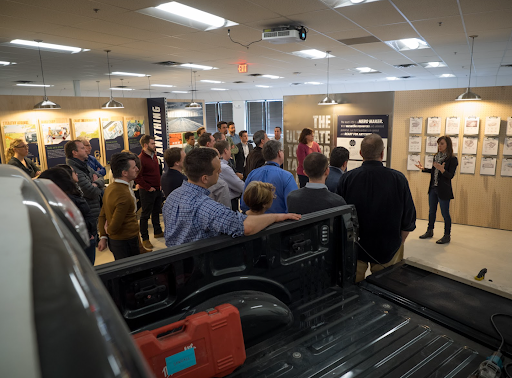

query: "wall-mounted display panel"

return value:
[445, 117, 460, 135]
[425, 136, 438, 154]
[426, 117, 441, 135]
[73, 118, 103, 163]
[407, 154, 420, 171]
[102, 117, 124, 165]
[480, 157, 497, 176]
[425, 154, 434, 170]
[484, 116, 500, 136]
[460, 155, 476, 174]
[451, 136, 459, 154]
[503, 137, 512, 156]
[501, 158, 512, 177]
[40, 118, 71, 168]
[462, 136, 478, 155]
[1, 120, 42, 168]
[482, 137, 499, 156]
[408, 135, 421, 152]
[464, 117, 479, 136]
[409, 117, 422, 134]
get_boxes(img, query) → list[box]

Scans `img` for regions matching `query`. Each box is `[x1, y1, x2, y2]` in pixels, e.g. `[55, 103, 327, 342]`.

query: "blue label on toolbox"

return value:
[165, 348, 197, 375]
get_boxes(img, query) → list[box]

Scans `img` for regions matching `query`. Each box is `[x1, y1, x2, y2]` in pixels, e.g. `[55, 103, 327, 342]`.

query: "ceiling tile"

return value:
[44, 27, 139, 46]
[366, 22, 418, 41]
[336, 1, 406, 28]
[412, 17, 465, 38]
[391, 0, 461, 21]
[287, 9, 359, 34]
[459, 0, 512, 14]
[463, 9, 512, 32]
[248, 0, 329, 17]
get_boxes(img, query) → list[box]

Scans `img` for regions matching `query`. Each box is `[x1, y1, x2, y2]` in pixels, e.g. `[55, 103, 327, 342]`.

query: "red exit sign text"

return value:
[238, 64, 248, 73]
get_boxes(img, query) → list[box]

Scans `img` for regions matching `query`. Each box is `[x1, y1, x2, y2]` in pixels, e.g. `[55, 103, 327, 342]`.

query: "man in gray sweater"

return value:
[287, 153, 347, 215]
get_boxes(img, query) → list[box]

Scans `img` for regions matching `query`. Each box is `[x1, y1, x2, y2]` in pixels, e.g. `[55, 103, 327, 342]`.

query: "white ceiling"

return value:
[0, 0, 511, 101]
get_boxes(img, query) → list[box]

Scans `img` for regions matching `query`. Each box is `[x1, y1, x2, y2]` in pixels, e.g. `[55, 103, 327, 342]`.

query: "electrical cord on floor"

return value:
[354, 239, 386, 270]
[490, 313, 512, 377]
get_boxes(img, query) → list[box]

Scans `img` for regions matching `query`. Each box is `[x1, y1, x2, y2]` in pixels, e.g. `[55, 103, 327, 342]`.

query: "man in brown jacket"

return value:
[98, 152, 141, 260]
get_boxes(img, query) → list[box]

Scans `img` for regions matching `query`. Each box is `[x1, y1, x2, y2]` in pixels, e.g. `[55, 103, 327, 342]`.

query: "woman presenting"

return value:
[415, 136, 458, 244]
[296, 128, 321, 188]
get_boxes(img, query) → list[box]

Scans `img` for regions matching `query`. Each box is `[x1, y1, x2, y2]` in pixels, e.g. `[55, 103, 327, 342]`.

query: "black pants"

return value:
[108, 236, 139, 260]
[139, 189, 163, 240]
[298, 174, 309, 188]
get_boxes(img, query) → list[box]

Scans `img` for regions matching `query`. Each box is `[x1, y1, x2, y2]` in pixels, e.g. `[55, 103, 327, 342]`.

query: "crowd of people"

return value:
[6, 120, 459, 282]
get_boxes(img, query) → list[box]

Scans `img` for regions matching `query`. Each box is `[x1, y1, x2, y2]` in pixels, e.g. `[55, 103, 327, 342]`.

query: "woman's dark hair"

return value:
[39, 167, 81, 196]
[298, 128, 313, 144]
[55, 164, 73, 176]
[437, 136, 453, 159]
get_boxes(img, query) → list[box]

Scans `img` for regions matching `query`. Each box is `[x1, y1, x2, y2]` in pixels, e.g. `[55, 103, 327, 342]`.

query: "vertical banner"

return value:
[101, 117, 124, 164]
[124, 117, 146, 156]
[1, 120, 42, 167]
[336, 115, 389, 161]
[73, 118, 102, 163]
[147, 98, 167, 165]
[40, 118, 71, 168]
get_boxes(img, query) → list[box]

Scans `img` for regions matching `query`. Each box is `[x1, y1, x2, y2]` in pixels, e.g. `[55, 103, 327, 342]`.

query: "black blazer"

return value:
[423, 155, 458, 200]
[235, 142, 253, 174]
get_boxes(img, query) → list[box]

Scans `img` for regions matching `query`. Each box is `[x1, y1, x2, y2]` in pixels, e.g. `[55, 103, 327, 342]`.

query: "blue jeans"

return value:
[428, 187, 451, 235]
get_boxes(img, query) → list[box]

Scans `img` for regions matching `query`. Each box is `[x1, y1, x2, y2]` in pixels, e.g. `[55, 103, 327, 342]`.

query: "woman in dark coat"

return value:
[415, 136, 458, 244]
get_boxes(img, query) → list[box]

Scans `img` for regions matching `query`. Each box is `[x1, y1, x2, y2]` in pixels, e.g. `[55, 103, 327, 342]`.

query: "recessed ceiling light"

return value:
[385, 38, 429, 51]
[355, 67, 378, 73]
[110, 87, 135, 91]
[292, 49, 335, 59]
[256, 85, 271, 88]
[211, 88, 229, 91]
[172, 90, 190, 93]
[138, 1, 237, 31]
[351, 0, 366, 3]
[10, 39, 85, 53]
[386, 77, 399, 80]
[16, 83, 53, 87]
[181, 63, 217, 70]
[201, 80, 224, 83]
[419, 62, 446, 68]
[439, 74, 455, 78]
[261, 74, 282, 79]
[0, 61, 16, 66]
[151, 84, 175, 87]
[305, 82, 323, 85]
[110, 72, 146, 77]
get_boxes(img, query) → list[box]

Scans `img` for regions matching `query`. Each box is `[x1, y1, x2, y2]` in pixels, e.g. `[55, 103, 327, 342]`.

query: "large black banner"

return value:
[337, 115, 389, 161]
[147, 98, 167, 165]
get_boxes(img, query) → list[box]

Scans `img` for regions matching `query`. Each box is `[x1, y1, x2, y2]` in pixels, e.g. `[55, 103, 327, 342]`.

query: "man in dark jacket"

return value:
[135, 135, 164, 250]
[243, 130, 268, 180]
[65, 140, 105, 264]
[235, 130, 253, 175]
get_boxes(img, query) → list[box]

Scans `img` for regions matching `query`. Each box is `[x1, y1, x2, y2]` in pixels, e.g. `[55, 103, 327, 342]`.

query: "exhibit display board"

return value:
[1, 120, 43, 168]
[125, 117, 146, 156]
[101, 117, 124, 164]
[73, 118, 104, 164]
[40, 118, 72, 168]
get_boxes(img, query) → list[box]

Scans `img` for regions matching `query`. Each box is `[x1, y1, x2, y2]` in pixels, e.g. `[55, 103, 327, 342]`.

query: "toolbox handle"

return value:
[153, 320, 187, 339]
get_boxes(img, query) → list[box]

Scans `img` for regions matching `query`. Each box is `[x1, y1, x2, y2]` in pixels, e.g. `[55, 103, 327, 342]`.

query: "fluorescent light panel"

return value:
[211, 88, 229, 91]
[0, 61, 16, 66]
[181, 63, 217, 70]
[385, 38, 429, 51]
[355, 67, 378, 73]
[201, 80, 224, 83]
[386, 77, 399, 80]
[111, 72, 146, 77]
[151, 84, 175, 87]
[292, 49, 335, 59]
[172, 90, 190, 93]
[305, 82, 323, 85]
[256, 85, 271, 88]
[261, 74, 282, 79]
[419, 62, 447, 68]
[16, 83, 53, 87]
[10, 39, 85, 53]
[325, 0, 380, 8]
[110, 87, 134, 91]
[439, 74, 455, 78]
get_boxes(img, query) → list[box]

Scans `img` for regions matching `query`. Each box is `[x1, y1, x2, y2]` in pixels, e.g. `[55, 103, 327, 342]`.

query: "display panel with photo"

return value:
[462, 136, 478, 155]
[445, 117, 460, 135]
[73, 119, 101, 161]
[1, 120, 41, 166]
[501, 158, 512, 177]
[480, 157, 497, 176]
[102, 118, 124, 164]
[464, 117, 479, 135]
[408, 135, 421, 152]
[460, 155, 476, 174]
[40, 119, 70, 168]
[407, 154, 420, 171]
[426, 117, 441, 135]
[409, 117, 423, 134]
[126, 118, 145, 155]
[425, 136, 438, 154]
[484, 116, 500, 136]
[482, 137, 499, 156]
[503, 137, 512, 156]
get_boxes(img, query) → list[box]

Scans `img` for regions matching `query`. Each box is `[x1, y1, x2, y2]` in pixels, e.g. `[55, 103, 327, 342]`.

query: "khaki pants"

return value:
[355, 243, 404, 283]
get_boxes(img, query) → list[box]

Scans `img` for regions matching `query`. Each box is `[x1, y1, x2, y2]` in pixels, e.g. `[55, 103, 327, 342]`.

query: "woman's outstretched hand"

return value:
[415, 162, 424, 170]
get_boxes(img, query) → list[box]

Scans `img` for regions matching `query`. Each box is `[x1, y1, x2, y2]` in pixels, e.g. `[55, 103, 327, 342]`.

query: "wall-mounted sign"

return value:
[41, 118, 71, 168]
[125, 117, 146, 156]
[238, 64, 248, 73]
[73, 118, 102, 162]
[1, 120, 42, 168]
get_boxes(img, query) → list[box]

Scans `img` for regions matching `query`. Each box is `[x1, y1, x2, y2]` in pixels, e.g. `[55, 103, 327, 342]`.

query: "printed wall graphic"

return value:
[408, 135, 421, 152]
[480, 157, 497, 176]
[73, 118, 102, 162]
[407, 154, 420, 171]
[337, 115, 389, 161]
[1, 120, 42, 167]
[147, 98, 167, 166]
[503, 137, 512, 156]
[451, 136, 459, 154]
[507, 117, 512, 136]
[125, 117, 146, 156]
[169, 132, 184, 147]
[426, 117, 441, 135]
[425, 154, 434, 170]
[102, 117, 124, 164]
[462, 136, 478, 155]
[501, 158, 512, 177]
[464, 117, 479, 136]
[484, 116, 500, 136]
[482, 137, 499, 156]
[166, 101, 204, 133]
[409, 117, 423, 134]
[460, 155, 476, 174]
[445, 117, 460, 135]
[425, 136, 438, 154]
[40, 118, 71, 168]
[346, 160, 362, 171]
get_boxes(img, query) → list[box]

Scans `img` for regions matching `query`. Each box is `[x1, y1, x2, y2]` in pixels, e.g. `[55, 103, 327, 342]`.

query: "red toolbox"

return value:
[133, 304, 246, 378]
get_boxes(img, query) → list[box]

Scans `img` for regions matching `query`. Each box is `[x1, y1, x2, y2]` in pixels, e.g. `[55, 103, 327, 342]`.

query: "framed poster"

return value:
[426, 117, 441, 135]
[507, 117, 512, 136]
[407, 154, 420, 171]
[409, 117, 423, 134]
[484, 116, 500, 136]
[40, 118, 71, 168]
[480, 157, 497, 176]
[408, 135, 421, 152]
[1, 120, 42, 168]
[445, 117, 460, 135]
[462, 136, 478, 155]
[425, 154, 434, 170]
[451, 136, 459, 154]
[464, 117, 479, 135]
[347, 160, 363, 171]
[503, 137, 512, 155]
[482, 137, 499, 156]
[501, 158, 512, 177]
[460, 155, 476, 174]
[425, 136, 438, 154]
[102, 117, 124, 165]
[125, 117, 146, 156]
[73, 118, 102, 163]
[337, 115, 389, 161]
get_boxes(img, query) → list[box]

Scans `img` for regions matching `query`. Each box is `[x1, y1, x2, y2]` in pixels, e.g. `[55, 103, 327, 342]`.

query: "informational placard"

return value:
[501, 158, 512, 177]
[102, 118, 124, 165]
[337, 115, 389, 161]
[503, 137, 512, 155]
[482, 137, 499, 156]
[125, 117, 146, 156]
[73, 118, 101, 162]
[169, 132, 184, 147]
[425, 136, 438, 154]
[462, 136, 478, 155]
[451, 136, 459, 154]
[464, 117, 479, 136]
[40, 118, 70, 168]
[346, 160, 363, 171]
[1, 120, 42, 167]
[407, 154, 420, 171]
[460, 155, 476, 174]
[445, 117, 460, 135]
[409, 117, 423, 134]
[425, 154, 434, 170]
[507, 117, 512, 136]
[484, 117, 501, 136]
[408, 135, 421, 152]
[480, 157, 497, 176]
[426, 117, 441, 135]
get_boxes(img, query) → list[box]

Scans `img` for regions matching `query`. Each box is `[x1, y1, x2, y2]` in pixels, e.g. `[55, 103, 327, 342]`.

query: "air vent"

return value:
[291, 83, 302, 86]
[394, 64, 416, 68]
[116, 85, 128, 88]
[248, 73, 262, 77]
[400, 76, 413, 79]
[338, 36, 381, 46]
[501, 64, 512, 67]
[154, 61, 182, 66]
[15, 80, 34, 84]
[361, 71, 381, 74]
[233, 81, 245, 83]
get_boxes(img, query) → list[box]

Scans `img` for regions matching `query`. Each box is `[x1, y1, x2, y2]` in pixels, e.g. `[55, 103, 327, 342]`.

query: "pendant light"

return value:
[102, 50, 124, 109]
[456, 35, 481, 101]
[33, 40, 61, 110]
[185, 69, 202, 109]
[318, 50, 338, 105]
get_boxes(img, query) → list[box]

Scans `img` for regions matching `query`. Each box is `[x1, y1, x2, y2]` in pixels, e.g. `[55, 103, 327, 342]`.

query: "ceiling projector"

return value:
[262, 26, 307, 44]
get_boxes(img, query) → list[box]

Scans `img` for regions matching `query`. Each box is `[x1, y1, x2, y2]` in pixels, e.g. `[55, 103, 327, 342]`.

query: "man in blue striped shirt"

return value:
[163, 148, 300, 247]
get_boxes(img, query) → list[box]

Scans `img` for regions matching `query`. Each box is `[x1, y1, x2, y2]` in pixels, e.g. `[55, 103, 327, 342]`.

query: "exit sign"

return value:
[238, 64, 248, 73]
